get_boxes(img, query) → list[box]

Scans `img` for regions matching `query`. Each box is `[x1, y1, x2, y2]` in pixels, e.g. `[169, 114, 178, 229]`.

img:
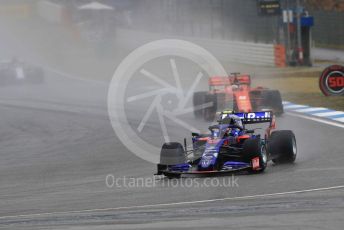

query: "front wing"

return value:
[158, 166, 251, 177]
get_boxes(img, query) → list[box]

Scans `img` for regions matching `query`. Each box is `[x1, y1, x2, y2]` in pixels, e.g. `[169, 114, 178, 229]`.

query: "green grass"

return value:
[255, 70, 344, 111]
[283, 92, 344, 111]
[314, 43, 344, 50]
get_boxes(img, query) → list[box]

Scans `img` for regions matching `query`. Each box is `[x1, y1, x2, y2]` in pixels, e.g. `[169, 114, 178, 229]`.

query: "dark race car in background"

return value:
[156, 111, 296, 178]
[193, 73, 284, 121]
[0, 58, 44, 86]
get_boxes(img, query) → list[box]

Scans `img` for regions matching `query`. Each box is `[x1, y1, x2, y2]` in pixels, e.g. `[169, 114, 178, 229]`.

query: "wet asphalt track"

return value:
[0, 67, 344, 230]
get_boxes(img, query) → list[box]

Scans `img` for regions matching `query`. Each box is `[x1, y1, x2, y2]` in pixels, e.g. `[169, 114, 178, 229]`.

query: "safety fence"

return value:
[36, 0, 287, 67]
[116, 28, 284, 67]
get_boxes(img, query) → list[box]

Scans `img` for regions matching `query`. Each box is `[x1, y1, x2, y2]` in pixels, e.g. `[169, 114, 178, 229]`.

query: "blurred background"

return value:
[1, 0, 343, 109]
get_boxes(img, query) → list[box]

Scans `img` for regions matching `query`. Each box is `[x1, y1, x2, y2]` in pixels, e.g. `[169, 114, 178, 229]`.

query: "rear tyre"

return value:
[203, 94, 217, 121]
[243, 138, 267, 173]
[249, 91, 259, 111]
[262, 90, 284, 116]
[27, 68, 45, 84]
[269, 130, 297, 164]
[192, 91, 207, 118]
[215, 93, 226, 112]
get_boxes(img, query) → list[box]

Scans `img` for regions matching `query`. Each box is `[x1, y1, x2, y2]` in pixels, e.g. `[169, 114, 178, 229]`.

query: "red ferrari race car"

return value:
[193, 73, 284, 121]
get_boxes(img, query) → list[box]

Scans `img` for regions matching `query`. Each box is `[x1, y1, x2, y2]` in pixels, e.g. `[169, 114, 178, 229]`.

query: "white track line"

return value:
[283, 104, 308, 109]
[294, 107, 328, 113]
[286, 112, 344, 129]
[1, 185, 344, 220]
[334, 117, 344, 122]
[296, 167, 344, 172]
[314, 111, 344, 117]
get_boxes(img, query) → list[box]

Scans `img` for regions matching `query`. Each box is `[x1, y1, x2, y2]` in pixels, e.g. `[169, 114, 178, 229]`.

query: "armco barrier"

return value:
[116, 29, 276, 67]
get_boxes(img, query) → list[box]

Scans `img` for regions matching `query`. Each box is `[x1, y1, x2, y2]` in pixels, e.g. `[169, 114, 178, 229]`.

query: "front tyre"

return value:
[159, 142, 186, 165]
[158, 142, 186, 179]
[243, 138, 267, 173]
[27, 68, 45, 84]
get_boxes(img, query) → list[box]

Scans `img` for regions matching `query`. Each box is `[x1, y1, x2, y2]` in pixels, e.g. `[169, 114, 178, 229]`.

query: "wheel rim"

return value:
[292, 138, 297, 157]
[261, 146, 267, 165]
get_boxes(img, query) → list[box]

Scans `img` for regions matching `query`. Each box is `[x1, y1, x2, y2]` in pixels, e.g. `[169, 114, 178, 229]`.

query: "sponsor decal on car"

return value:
[252, 157, 260, 170]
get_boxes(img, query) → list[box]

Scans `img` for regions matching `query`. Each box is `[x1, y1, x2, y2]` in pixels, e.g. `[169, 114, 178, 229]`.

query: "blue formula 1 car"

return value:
[156, 111, 297, 178]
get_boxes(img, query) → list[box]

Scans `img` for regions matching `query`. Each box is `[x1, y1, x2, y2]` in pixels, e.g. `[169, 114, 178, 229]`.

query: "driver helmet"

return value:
[226, 114, 243, 130]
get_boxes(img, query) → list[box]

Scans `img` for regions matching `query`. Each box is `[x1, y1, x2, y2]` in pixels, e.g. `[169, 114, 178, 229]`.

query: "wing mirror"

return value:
[246, 129, 255, 134]
[232, 85, 239, 90]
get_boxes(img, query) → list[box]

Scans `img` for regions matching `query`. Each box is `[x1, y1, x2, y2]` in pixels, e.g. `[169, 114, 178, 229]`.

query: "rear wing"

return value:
[235, 112, 273, 124]
[220, 111, 273, 124]
[209, 74, 251, 86]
